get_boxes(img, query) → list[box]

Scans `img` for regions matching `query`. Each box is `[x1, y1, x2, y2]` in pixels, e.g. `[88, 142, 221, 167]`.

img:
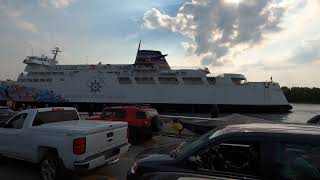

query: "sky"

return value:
[0, 0, 319, 87]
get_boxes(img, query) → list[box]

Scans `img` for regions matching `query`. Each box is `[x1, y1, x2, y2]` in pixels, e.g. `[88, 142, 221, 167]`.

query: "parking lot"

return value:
[0, 134, 185, 180]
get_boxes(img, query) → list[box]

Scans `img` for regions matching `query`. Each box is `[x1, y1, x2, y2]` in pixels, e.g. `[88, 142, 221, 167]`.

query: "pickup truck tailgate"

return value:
[84, 121, 128, 157]
[33, 120, 128, 158]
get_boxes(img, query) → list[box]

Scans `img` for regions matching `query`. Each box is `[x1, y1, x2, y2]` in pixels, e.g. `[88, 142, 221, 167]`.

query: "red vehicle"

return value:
[86, 106, 162, 144]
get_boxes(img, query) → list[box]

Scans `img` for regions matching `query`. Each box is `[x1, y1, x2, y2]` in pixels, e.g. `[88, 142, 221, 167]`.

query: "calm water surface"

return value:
[171, 103, 320, 124]
[243, 103, 320, 123]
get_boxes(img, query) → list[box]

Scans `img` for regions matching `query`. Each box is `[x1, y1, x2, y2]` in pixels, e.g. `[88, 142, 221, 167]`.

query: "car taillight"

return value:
[144, 120, 150, 126]
[73, 137, 86, 155]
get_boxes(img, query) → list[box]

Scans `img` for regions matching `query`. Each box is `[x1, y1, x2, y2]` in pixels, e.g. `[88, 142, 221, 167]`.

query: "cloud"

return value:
[289, 39, 320, 64]
[39, 0, 77, 8]
[143, 0, 288, 67]
[0, 0, 38, 33]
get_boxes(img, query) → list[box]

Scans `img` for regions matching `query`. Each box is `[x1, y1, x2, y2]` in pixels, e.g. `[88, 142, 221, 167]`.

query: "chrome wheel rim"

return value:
[41, 159, 57, 180]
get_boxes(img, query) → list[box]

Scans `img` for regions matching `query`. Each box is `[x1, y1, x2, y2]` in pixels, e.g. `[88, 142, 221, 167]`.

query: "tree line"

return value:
[281, 86, 320, 103]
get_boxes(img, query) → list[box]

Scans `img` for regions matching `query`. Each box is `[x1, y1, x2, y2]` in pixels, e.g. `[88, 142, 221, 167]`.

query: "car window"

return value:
[101, 109, 126, 118]
[102, 109, 115, 118]
[32, 110, 79, 126]
[171, 129, 223, 159]
[136, 111, 147, 119]
[114, 110, 126, 118]
[6, 113, 27, 129]
[271, 143, 320, 180]
[195, 140, 260, 176]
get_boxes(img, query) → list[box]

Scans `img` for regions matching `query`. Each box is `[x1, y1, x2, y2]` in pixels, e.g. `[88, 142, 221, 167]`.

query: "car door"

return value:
[266, 141, 320, 180]
[0, 113, 28, 159]
[188, 137, 262, 179]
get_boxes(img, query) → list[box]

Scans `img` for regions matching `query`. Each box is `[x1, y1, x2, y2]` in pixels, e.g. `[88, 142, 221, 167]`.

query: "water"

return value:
[166, 103, 320, 124]
[243, 103, 320, 123]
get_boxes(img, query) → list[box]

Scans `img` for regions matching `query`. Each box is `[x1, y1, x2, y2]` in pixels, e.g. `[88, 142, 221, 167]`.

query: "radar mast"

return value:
[52, 47, 61, 61]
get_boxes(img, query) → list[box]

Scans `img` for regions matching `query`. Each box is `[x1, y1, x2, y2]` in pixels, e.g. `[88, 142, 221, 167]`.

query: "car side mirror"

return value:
[187, 156, 199, 170]
[188, 156, 197, 163]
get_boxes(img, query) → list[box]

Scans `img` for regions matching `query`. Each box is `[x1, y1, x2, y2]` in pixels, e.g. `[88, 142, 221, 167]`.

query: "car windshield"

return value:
[171, 128, 223, 159]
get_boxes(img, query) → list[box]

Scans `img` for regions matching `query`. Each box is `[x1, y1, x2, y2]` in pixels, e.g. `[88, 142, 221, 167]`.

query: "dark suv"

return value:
[128, 123, 320, 180]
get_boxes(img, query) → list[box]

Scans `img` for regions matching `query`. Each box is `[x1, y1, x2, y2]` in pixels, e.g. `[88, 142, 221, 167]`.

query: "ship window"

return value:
[39, 72, 45, 75]
[46, 78, 52, 82]
[59, 72, 64, 75]
[60, 78, 64, 81]
[182, 77, 204, 85]
[45, 72, 51, 75]
[207, 77, 216, 85]
[52, 72, 59, 75]
[27, 79, 32, 82]
[40, 79, 45, 82]
[20, 79, 26, 82]
[158, 77, 179, 85]
[33, 79, 39, 82]
[231, 78, 245, 85]
[135, 77, 156, 84]
[118, 77, 132, 84]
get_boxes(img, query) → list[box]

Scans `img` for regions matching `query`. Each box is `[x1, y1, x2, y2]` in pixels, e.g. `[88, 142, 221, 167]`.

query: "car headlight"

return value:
[130, 163, 139, 174]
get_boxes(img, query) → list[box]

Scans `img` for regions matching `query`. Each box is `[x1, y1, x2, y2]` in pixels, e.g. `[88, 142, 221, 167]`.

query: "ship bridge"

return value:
[23, 47, 60, 66]
[217, 73, 247, 85]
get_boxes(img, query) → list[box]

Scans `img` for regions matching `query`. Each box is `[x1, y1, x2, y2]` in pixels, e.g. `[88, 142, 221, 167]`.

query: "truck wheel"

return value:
[145, 134, 153, 140]
[40, 153, 65, 180]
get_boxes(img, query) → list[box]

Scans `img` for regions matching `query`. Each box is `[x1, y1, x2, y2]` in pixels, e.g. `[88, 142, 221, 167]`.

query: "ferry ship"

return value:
[0, 44, 292, 112]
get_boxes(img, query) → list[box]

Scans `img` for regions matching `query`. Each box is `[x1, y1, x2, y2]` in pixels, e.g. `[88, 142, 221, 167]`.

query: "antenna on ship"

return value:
[52, 47, 61, 61]
[135, 40, 141, 61]
[138, 40, 141, 52]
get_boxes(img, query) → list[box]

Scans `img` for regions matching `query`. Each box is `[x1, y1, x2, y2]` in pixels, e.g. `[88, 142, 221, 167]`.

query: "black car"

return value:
[139, 171, 256, 180]
[128, 123, 320, 180]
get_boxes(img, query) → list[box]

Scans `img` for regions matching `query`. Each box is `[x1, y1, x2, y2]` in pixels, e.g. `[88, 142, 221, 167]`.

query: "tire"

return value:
[0, 154, 7, 165]
[40, 152, 66, 180]
[130, 134, 143, 145]
[129, 127, 143, 145]
[145, 133, 153, 140]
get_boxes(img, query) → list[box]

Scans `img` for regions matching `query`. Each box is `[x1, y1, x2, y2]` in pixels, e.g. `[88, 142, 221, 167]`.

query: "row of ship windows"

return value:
[118, 77, 216, 85]
[18, 78, 64, 82]
[28, 72, 64, 76]
[18, 77, 216, 85]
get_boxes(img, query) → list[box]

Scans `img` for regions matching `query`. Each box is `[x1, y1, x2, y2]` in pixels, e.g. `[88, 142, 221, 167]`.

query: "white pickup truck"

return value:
[0, 107, 130, 180]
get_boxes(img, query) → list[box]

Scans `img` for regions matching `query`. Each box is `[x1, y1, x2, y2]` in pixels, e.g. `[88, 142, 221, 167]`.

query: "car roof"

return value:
[104, 106, 150, 111]
[19, 107, 76, 113]
[222, 123, 320, 136]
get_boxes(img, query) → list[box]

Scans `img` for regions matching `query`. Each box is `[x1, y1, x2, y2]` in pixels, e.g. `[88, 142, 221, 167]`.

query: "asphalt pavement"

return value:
[0, 135, 186, 180]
